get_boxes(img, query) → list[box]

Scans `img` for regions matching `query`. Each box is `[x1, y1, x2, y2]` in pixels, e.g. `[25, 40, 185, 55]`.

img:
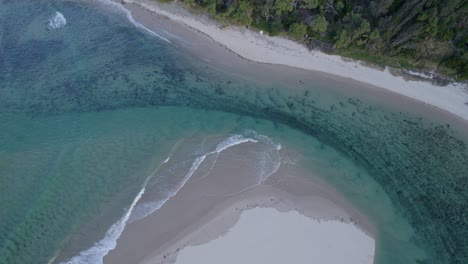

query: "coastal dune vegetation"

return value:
[163, 0, 468, 80]
[0, 1, 467, 264]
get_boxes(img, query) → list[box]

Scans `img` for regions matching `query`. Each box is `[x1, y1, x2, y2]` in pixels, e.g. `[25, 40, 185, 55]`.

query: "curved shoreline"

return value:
[174, 208, 375, 264]
[103, 142, 376, 264]
[119, 0, 468, 122]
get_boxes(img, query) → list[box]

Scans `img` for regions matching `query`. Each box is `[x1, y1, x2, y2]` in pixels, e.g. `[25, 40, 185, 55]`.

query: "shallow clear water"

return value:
[0, 1, 467, 264]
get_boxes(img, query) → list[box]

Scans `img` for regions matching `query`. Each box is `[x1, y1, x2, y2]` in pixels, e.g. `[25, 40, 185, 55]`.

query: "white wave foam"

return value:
[258, 150, 281, 182]
[242, 130, 282, 183]
[62, 133, 276, 264]
[127, 199, 167, 223]
[130, 135, 258, 222]
[220, 148, 282, 197]
[132, 133, 282, 218]
[61, 152, 175, 264]
[213, 133, 283, 197]
[61, 185, 146, 264]
[161, 29, 191, 45]
[245, 130, 282, 150]
[215, 135, 258, 153]
[90, 0, 171, 43]
[48, 12, 67, 29]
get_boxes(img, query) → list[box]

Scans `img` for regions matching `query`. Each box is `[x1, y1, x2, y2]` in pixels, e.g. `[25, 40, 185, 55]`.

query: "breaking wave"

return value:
[88, 0, 171, 43]
[129, 134, 261, 222]
[48, 12, 67, 29]
[61, 132, 280, 264]
[61, 187, 145, 264]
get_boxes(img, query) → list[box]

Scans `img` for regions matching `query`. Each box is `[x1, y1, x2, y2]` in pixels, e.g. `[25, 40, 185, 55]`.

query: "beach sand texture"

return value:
[2, 1, 467, 264]
[122, 0, 468, 122]
[104, 139, 375, 264]
[175, 208, 374, 264]
[92, 1, 467, 263]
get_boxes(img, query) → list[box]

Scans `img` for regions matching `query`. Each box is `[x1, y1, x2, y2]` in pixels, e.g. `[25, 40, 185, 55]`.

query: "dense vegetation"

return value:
[165, 0, 468, 80]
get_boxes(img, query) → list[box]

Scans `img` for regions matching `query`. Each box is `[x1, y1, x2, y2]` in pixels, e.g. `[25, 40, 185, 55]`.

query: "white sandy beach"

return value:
[122, 0, 468, 122]
[92, 1, 466, 263]
[103, 139, 376, 264]
[175, 208, 374, 264]
[72, 1, 466, 263]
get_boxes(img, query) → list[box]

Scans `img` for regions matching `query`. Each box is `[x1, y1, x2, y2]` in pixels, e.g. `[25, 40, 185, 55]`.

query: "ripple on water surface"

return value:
[0, 1, 467, 264]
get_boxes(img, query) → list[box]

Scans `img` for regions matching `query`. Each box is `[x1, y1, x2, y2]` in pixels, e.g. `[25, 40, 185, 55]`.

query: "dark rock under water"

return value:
[0, 1, 466, 264]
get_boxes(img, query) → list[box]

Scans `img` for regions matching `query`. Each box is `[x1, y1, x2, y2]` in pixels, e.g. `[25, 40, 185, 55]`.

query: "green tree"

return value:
[369, 0, 395, 17]
[369, 29, 380, 40]
[301, 0, 319, 9]
[180, 0, 468, 81]
[310, 15, 328, 32]
[183, 0, 196, 8]
[206, 2, 217, 15]
[274, 0, 295, 17]
[201, 0, 220, 15]
[334, 29, 350, 49]
[261, 0, 275, 21]
[289, 23, 307, 39]
[224, 1, 254, 26]
[343, 12, 370, 41]
[271, 19, 284, 34]
[335, 1, 344, 12]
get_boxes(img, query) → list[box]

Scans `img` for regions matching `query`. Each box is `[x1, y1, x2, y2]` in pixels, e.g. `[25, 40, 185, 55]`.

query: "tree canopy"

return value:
[176, 0, 468, 80]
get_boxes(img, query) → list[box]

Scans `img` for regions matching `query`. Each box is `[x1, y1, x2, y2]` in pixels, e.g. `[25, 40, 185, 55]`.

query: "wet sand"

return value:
[104, 142, 375, 264]
[174, 208, 375, 264]
[118, 0, 468, 137]
[122, 0, 468, 122]
[75, 1, 468, 263]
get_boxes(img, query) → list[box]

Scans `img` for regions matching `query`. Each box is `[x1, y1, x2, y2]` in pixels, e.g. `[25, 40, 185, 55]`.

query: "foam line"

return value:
[90, 0, 171, 43]
[184, 136, 258, 185]
[61, 185, 147, 264]
[130, 135, 258, 221]
[48, 11, 67, 29]
[61, 134, 270, 264]
[60, 148, 176, 264]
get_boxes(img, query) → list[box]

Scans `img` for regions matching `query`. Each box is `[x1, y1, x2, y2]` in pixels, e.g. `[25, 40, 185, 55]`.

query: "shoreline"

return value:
[120, 0, 468, 122]
[174, 207, 375, 264]
[102, 140, 376, 264]
[3, 1, 467, 263]
[52, 2, 465, 263]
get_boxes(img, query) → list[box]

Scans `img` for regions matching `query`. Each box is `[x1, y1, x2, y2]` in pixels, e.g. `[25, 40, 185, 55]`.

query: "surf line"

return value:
[92, 0, 172, 43]
[186, 135, 259, 186]
[129, 134, 260, 222]
[62, 134, 263, 264]
[60, 143, 179, 264]
[203, 141, 283, 198]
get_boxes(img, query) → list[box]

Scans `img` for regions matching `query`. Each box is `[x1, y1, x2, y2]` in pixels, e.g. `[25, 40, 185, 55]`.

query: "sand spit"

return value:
[104, 141, 375, 264]
[175, 208, 374, 264]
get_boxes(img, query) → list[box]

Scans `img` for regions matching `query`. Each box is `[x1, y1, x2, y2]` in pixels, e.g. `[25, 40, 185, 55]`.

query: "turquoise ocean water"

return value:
[0, 1, 467, 263]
